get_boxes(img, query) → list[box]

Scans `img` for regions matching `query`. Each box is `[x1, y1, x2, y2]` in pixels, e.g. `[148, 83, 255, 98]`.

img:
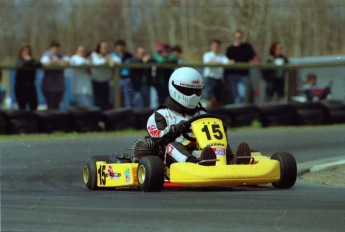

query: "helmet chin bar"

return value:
[173, 90, 200, 109]
[185, 94, 200, 109]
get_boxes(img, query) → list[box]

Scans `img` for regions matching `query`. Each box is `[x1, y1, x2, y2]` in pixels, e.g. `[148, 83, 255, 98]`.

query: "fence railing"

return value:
[1, 61, 345, 108]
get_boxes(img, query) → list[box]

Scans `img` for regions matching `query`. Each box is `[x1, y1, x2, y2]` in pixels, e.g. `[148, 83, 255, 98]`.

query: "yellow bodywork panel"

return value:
[96, 162, 139, 187]
[169, 152, 280, 187]
[191, 117, 228, 165]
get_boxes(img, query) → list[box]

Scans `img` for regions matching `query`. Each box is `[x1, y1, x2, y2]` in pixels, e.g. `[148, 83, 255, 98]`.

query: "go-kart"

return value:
[83, 114, 297, 192]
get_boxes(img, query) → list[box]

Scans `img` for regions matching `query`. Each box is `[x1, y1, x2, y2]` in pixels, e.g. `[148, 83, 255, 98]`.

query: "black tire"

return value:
[132, 108, 154, 130]
[137, 156, 164, 192]
[0, 112, 7, 134]
[224, 104, 261, 127]
[102, 108, 135, 131]
[2, 110, 39, 134]
[258, 104, 299, 127]
[320, 101, 345, 124]
[70, 106, 102, 132]
[207, 108, 232, 127]
[290, 102, 327, 125]
[83, 155, 109, 190]
[35, 110, 70, 133]
[271, 152, 297, 189]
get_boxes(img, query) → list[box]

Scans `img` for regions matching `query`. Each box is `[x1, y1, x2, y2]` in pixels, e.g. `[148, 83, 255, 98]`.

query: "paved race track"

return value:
[1, 126, 345, 232]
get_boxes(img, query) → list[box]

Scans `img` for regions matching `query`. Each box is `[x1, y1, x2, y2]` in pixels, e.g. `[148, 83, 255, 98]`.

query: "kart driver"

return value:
[147, 67, 251, 167]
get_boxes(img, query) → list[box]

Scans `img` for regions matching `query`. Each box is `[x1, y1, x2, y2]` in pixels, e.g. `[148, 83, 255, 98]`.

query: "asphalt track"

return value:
[1, 126, 345, 232]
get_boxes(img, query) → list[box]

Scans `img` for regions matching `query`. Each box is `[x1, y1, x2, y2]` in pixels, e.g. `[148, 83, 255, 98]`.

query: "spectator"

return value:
[15, 44, 41, 111]
[303, 73, 332, 102]
[41, 41, 69, 110]
[225, 30, 259, 104]
[0, 69, 6, 108]
[152, 42, 177, 104]
[171, 45, 186, 64]
[111, 39, 133, 108]
[70, 45, 93, 107]
[91, 41, 119, 110]
[203, 39, 229, 107]
[262, 42, 289, 102]
[127, 47, 154, 107]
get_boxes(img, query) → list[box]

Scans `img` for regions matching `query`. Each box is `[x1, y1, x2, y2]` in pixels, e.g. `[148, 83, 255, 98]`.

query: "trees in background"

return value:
[0, 0, 344, 63]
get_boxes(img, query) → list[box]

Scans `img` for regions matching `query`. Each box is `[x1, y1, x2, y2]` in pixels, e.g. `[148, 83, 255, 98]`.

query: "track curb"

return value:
[297, 156, 345, 176]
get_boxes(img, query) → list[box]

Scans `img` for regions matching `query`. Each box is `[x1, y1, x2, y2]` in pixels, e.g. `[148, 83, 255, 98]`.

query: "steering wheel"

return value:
[181, 114, 222, 142]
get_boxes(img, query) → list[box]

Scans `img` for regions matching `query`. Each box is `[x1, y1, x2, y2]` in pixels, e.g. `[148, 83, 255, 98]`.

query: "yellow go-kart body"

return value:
[91, 154, 280, 188]
[85, 115, 281, 189]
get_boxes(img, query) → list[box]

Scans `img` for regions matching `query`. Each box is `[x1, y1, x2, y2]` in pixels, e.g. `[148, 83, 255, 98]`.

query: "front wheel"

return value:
[137, 156, 164, 192]
[271, 152, 297, 189]
[83, 155, 109, 190]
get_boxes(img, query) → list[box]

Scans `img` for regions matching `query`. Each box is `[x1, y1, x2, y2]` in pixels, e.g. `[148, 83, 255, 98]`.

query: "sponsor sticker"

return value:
[165, 144, 175, 156]
[124, 168, 130, 183]
[213, 148, 226, 156]
[178, 82, 203, 88]
[209, 143, 225, 147]
[147, 125, 161, 137]
[107, 166, 121, 180]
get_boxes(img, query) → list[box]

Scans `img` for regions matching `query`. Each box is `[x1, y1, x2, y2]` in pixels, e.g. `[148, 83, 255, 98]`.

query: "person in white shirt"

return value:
[90, 41, 120, 109]
[70, 45, 93, 107]
[40, 41, 69, 110]
[202, 39, 229, 107]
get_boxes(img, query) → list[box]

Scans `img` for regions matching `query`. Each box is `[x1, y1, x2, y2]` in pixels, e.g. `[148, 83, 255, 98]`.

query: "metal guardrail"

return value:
[1, 61, 345, 70]
[1, 61, 345, 108]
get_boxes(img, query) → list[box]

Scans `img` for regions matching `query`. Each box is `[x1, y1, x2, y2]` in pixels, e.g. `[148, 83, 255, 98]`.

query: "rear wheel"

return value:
[83, 155, 109, 190]
[137, 156, 164, 192]
[271, 152, 297, 189]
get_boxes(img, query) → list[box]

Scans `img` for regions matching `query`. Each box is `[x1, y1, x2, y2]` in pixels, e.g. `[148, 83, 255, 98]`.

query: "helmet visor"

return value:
[173, 82, 203, 96]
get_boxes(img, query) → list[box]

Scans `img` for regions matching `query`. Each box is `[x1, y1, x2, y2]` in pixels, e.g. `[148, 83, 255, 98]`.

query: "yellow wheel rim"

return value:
[138, 165, 146, 184]
[83, 166, 89, 184]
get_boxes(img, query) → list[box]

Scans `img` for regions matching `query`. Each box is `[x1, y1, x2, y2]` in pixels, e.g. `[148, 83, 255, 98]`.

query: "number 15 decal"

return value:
[98, 165, 106, 185]
[201, 124, 224, 140]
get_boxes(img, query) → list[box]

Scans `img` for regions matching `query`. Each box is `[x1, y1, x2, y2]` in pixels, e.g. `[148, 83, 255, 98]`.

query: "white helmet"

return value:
[168, 67, 204, 109]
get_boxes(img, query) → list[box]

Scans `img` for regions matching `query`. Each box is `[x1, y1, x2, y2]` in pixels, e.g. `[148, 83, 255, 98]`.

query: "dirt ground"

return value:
[301, 164, 345, 187]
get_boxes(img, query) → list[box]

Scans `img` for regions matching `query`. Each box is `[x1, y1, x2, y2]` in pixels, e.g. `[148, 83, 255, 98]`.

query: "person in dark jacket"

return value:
[0, 69, 6, 108]
[261, 42, 289, 102]
[111, 39, 133, 108]
[15, 44, 41, 110]
[127, 47, 154, 107]
[152, 42, 178, 105]
[40, 41, 69, 110]
[225, 30, 259, 104]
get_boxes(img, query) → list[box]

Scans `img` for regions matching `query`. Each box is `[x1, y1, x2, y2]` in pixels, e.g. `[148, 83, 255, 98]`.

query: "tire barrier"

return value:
[320, 101, 345, 124]
[0, 112, 7, 134]
[224, 104, 261, 127]
[207, 108, 232, 127]
[132, 108, 154, 130]
[69, 106, 103, 132]
[258, 104, 300, 127]
[35, 110, 70, 133]
[102, 108, 135, 131]
[290, 102, 328, 125]
[0, 101, 344, 134]
[1, 110, 39, 134]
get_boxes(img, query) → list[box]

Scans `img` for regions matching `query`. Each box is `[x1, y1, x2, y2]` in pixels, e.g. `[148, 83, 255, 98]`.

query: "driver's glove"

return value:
[153, 120, 190, 145]
[168, 120, 190, 142]
[170, 120, 189, 137]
